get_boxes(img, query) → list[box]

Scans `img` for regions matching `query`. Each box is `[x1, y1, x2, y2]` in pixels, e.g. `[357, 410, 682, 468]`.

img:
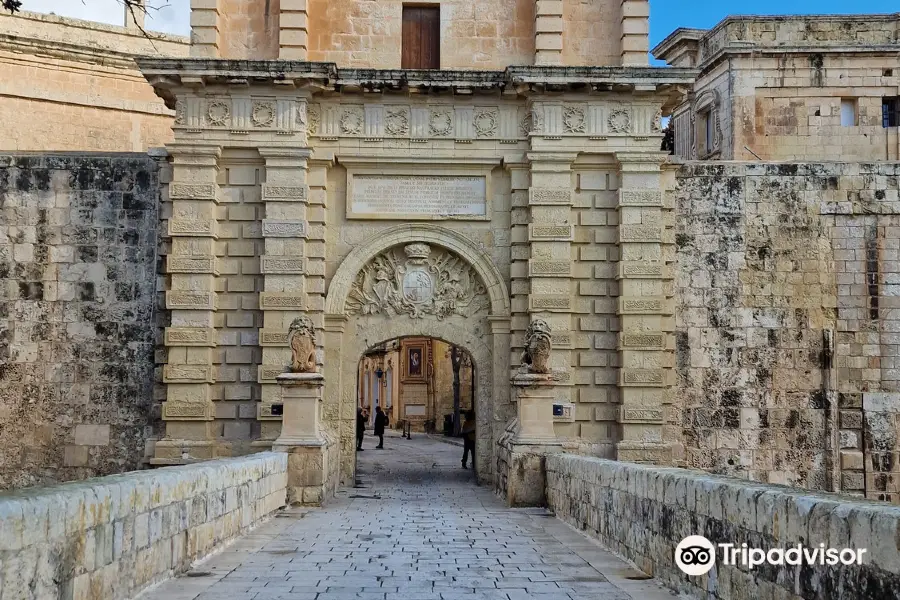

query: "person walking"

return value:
[356, 407, 367, 451]
[374, 406, 388, 449]
[460, 410, 476, 469]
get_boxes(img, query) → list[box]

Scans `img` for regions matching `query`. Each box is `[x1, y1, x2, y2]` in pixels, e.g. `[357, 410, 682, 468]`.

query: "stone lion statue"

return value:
[288, 316, 317, 373]
[521, 319, 552, 374]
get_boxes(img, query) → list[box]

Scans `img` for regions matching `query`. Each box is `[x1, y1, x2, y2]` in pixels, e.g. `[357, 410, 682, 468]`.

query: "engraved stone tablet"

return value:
[349, 174, 487, 219]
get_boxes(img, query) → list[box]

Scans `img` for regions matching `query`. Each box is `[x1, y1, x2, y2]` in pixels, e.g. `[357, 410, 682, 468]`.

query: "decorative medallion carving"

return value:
[308, 104, 320, 134]
[520, 319, 552, 374]
[340, 108, 363, 135]
[346, 243, 489, 319]
[207, 100, 230, 127]
[531, 108, 544, 133]
[295, 103, 307, 128]
[251, 101, 275, 127]
[520, 113, 532, 137]
[608, 108, 631, 133]
[652, 110, 662, 133]
[385, 108, 410, 136]
[429, 110, 453, 137]
[563, 105, 586, 134]
[288, 316, 317, 373]
[473, 109, 498, 137]
[174, 100, 185, 126]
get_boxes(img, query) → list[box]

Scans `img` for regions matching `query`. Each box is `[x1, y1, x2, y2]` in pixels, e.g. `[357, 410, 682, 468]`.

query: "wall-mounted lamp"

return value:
[375, 368, 384, 379]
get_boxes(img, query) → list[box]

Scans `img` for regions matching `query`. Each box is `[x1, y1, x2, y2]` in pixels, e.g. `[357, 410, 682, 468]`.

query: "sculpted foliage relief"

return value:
[346, 243, 489, 319]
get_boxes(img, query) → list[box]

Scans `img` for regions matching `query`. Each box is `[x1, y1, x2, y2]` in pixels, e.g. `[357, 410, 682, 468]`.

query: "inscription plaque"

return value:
[349, 174, 487, 219]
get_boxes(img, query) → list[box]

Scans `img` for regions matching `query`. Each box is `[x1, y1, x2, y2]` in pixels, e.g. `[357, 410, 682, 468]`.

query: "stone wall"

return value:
[673, 161, 900, 502]
[0, 452, 287, 600]
[0, 154, 163, 490]
[656, 14, 900, 161]
[0, 10, 188, 152]
[546, 453, 900, 600]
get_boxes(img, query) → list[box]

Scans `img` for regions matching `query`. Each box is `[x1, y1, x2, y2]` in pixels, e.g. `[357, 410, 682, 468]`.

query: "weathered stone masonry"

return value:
[0, 154, 163, 490]
[673, 161, 900, 503]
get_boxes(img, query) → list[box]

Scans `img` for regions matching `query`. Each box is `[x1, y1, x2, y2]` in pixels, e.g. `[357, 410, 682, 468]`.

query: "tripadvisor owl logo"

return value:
[675, 536, 716, 576]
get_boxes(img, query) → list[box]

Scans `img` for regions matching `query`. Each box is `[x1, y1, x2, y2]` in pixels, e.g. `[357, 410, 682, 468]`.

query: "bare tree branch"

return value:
[3, 1, 172, 50]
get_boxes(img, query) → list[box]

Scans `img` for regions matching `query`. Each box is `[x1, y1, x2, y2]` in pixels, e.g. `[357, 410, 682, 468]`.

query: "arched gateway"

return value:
[323, 224, 512, 485]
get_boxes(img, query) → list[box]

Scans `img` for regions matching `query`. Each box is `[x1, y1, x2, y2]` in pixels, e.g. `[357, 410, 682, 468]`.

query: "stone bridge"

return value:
[1, 434, 897, 600]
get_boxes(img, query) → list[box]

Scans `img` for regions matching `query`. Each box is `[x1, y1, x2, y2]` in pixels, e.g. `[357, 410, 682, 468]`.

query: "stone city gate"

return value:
[323, 224, 512, 487]
[140, 61, 689, 504]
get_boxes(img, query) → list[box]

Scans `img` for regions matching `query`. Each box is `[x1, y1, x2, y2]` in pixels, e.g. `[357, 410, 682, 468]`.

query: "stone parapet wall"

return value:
[546, 453, 900, 600]
[0, 10, 188, 151]
[0, 154, 164, 490]
[0, 452, 287, 600]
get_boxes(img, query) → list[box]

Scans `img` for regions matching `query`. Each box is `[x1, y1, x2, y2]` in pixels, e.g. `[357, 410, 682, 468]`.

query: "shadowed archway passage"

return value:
[142, 437, 674, 600]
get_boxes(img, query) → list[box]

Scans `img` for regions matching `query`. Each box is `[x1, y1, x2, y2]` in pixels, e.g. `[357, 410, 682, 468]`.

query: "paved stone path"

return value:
[141, 433, 675, 600]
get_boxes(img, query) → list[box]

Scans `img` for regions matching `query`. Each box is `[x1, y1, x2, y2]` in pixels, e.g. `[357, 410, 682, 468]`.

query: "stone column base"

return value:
[272, 441, 330, 505]
[505, 372, 562, 507]
[615, 441, 673, 465]
[273, 372, 330, 506]
[506, 441, 562, 508]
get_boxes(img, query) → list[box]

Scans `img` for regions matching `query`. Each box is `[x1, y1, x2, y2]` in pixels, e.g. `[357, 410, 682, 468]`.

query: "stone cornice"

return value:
[137, 59, 698, 108]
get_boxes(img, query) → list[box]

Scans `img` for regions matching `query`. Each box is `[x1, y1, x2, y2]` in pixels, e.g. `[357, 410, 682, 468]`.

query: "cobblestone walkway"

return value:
[141, 434, 674, 600]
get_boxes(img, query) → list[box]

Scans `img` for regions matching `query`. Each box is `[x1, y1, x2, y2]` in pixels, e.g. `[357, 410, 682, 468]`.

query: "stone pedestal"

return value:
[272, 372, 329, 506]
[506, 372, 562, 507]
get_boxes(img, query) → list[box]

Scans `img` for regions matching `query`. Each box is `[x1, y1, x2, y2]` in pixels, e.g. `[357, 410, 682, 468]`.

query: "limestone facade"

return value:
[0, 10, 188, 152]
[139, 0, 691, 494]
[653, 14, 900, 161]
[201, 0, 647, 67]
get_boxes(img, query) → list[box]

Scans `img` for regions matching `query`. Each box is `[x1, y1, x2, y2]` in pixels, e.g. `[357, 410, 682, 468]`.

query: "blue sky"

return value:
[651, 1, 899, 48]
[20, 1, 900, 46]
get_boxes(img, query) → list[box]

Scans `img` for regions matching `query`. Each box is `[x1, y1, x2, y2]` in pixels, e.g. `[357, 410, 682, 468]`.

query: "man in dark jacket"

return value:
[374, 406, 388, 449]
[460, 410, 476, 469]
[356, 407, 367, 451]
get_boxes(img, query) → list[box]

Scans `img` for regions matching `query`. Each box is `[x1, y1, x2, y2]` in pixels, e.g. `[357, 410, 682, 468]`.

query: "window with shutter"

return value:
[402, 6, 440, 69]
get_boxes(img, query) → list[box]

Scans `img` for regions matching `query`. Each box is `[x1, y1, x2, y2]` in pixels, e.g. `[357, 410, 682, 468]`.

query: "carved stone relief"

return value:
[308, 104, 320, 134]
[251, 101, 275, 127]
[340, 108, 364, 135]
[608, 107, 631, 133]
[520, 319, 552, 374]
[288, 316, 317, 373]
[174, 100, 185, 126]
[563, 105, 586, 134]
[295, 103, 307, 128]
[345, 243, 489, 319]
[520, 114, 532, 137]
[531, 108, 544, 133]
[474, 110, 498, 138]
[429, 110, 453, 137]
[207, 100, 230, 127]
[385, 108, 410, 136]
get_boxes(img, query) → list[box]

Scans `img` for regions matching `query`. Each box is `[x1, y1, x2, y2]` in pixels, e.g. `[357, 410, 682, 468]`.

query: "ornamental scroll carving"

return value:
[346, 243, 489, 319]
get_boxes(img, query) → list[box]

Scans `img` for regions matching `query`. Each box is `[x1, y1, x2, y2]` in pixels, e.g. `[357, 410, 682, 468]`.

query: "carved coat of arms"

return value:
[346, 243, 489, 319]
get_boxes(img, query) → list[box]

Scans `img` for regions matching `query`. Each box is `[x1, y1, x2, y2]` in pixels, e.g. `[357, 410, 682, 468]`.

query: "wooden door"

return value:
[402, 6, 440, 69]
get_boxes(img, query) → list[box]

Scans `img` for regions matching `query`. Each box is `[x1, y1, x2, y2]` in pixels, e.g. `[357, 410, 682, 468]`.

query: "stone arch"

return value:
[324, 224, 510, 318]
[322, 224, 511, 488]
